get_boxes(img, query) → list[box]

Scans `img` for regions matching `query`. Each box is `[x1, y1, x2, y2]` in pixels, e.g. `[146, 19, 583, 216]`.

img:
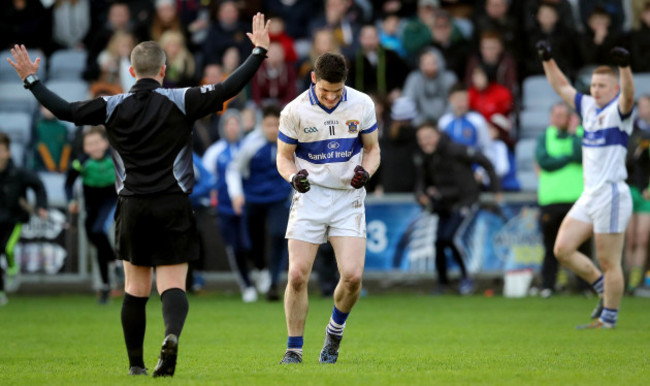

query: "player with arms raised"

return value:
[537, 41, 635, 329]
[276, 52, 380, 363]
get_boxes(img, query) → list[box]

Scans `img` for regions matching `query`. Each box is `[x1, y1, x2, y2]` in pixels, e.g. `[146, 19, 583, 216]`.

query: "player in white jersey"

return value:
[537, 41, 635, 329]
[276, 53, 380, 364]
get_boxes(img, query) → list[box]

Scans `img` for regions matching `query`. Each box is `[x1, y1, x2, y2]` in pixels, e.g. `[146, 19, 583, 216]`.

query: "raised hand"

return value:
[246, 12, 271, 50]
[535, 40, 552, 62]
[610, 47, 630, 67]
[6, 44, 41, 80]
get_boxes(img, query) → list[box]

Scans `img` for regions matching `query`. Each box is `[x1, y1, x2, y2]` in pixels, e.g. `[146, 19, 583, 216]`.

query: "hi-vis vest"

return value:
[538, 127, 584, 205]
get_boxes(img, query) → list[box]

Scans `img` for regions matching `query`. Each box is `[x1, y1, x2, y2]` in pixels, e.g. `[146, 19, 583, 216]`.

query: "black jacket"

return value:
[0, 160, 48, 224]
[415, 133, 500, 211]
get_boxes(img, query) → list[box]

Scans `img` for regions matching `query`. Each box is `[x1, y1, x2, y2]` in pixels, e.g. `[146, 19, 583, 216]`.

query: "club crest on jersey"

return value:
[346, 120, 359, 133]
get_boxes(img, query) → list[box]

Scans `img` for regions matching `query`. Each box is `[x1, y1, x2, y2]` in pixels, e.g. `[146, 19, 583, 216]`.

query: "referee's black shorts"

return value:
[114, 193, 200, 267]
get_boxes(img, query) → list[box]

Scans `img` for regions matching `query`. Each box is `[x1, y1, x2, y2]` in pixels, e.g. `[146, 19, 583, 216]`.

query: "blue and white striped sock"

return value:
[327, 306, 349, 337]
[591, 275, 605, 295]
[599, 308, 618, 327]
[287, 336, 303, 356]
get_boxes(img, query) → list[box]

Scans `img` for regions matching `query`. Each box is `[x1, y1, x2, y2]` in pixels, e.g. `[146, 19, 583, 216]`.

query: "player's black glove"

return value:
[535, 40, 552, 61]
[610, 47, 630, 67]
[290, 169, 310, 193]
[351, 165, 370, 189]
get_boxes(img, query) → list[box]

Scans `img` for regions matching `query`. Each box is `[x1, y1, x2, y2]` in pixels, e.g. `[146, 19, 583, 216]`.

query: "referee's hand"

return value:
[535, 40, 552, 62]
[7, 44, 41, 80]
[246, 12, 271, 50]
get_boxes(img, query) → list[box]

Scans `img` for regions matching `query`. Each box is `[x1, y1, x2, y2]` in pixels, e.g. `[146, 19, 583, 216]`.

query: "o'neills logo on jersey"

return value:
[346, 120, 359, 133]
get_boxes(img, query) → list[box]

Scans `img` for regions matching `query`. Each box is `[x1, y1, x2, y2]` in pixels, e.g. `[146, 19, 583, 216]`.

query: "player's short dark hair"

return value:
[313, 52, 348, 83]
[131, 41, 166, 77]
[448, 82, 467, 96]
[262, 104, 282, 119]
[83, 126, 108, 140]
[0, 132, 10, 149]
[416, 121, 439, 133]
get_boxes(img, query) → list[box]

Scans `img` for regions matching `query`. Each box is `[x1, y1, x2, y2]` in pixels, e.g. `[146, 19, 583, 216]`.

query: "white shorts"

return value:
[286, 184, 366, 244]
[567, 181, 632, 234]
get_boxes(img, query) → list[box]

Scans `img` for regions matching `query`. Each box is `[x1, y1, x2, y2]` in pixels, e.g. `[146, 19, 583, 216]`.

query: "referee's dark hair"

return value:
[130, 41, 167, 78]
[314, 52, 348, 83]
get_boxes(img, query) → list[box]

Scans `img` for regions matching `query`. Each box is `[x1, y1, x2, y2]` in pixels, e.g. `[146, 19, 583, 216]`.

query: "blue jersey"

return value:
[203, 139, 241, 215]
[189, 153, 216, 209]
[226, 129, 292, 204]
[438, 111, 491, 154]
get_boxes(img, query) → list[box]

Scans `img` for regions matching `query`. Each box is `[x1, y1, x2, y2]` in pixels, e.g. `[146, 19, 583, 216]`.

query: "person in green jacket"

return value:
[64, 126, 117, 304]
[535, 103, 591, 298]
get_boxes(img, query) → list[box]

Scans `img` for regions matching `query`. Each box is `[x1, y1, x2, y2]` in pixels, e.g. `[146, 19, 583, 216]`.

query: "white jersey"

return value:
[278, 85, 377, 190]
[575, 93, 634, 194]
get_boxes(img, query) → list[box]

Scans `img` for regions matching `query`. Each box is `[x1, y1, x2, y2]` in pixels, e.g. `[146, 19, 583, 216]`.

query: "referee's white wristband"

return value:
[289, 173, 296, 183]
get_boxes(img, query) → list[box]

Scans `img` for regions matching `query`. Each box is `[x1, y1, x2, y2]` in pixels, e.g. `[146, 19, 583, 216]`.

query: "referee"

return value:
[8, 13, 271, 377]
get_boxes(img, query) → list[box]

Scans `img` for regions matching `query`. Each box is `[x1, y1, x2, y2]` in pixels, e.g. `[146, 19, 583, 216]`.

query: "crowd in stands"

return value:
[2, 0, 650, 296]
[2, 0, 650, 195]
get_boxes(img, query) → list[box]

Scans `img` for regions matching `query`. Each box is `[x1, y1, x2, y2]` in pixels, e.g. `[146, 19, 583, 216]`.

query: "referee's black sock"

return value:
[121, 293, 149, 368]
[161, 288, 189, 338]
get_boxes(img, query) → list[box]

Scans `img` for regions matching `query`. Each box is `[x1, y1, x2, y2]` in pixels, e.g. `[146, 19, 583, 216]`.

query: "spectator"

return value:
[0, 132, 48, 306]
[472, 0, 520, 59]
[534, 102, 590, 298]
[624, 95, 650, 293]
[308, 0, 361, 58]
[0, 0, 52, 53]
[465, 30, 518, 99]
[264, 0, 320, 40]
[579, 0, 625, 33]
[520, 0, 578, 35]
[186, 152, 216, 294]
[220, 47, 249, 110]
[347, 24, 410, 97]
[297, 28, 340, 92]
[629, 2, 650, 72]
[268, 17, 298, 64]
[484, 114, 519, 191]
[430, 9, 471, 80]
[148, 0, 187, 43]
[438, 83, 492, 155]
[33, 106, 72, 173]
[52, 0, 91, 50]
[83, 1, 134, 81]
[202, 109, 257, 302]
[379, 97, 419, 193]
[414, 122, 500, 295]
[64, 126, 117, 304]
[226, 105, 291, 301]
[202, 0, 252, 65]
[159, 31, 196, 88]
[251, 41, 297, 107]
[523, 1, 579, 78]
[577, 6, 622, 68]
[378, 12, 407, 58]
[467, 65, 513, 123]
[96, 30, 137, 93]
[403, 49, 456, 124]
[191, 64, 224, 154]
[402, 0, 439, 61]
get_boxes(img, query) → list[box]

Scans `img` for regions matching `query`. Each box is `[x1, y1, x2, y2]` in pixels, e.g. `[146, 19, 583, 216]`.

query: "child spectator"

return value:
[34, 106, 72, 173]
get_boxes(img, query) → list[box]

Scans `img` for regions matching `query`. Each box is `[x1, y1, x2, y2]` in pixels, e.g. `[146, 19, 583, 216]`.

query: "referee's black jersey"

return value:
[67, 79, 228, 196]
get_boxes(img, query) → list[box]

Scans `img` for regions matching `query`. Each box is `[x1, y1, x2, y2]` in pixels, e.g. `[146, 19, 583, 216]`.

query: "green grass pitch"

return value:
[1, 292, 648, 385]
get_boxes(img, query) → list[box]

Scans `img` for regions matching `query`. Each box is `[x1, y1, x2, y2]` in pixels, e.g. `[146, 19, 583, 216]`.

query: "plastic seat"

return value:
[48, 49, 88, 80]
[515, 138, 539, 192]
[0, 82, 39, 114]
[0, 111, 33, 145]
[0, 48, 47, 81]
[45, 79, 90, 103]
[518, 109, 549, 140]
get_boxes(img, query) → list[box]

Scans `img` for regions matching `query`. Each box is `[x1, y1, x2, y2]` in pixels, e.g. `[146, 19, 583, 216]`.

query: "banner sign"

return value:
[365, 199, 544, 274]
[13, 209, 69, 274]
